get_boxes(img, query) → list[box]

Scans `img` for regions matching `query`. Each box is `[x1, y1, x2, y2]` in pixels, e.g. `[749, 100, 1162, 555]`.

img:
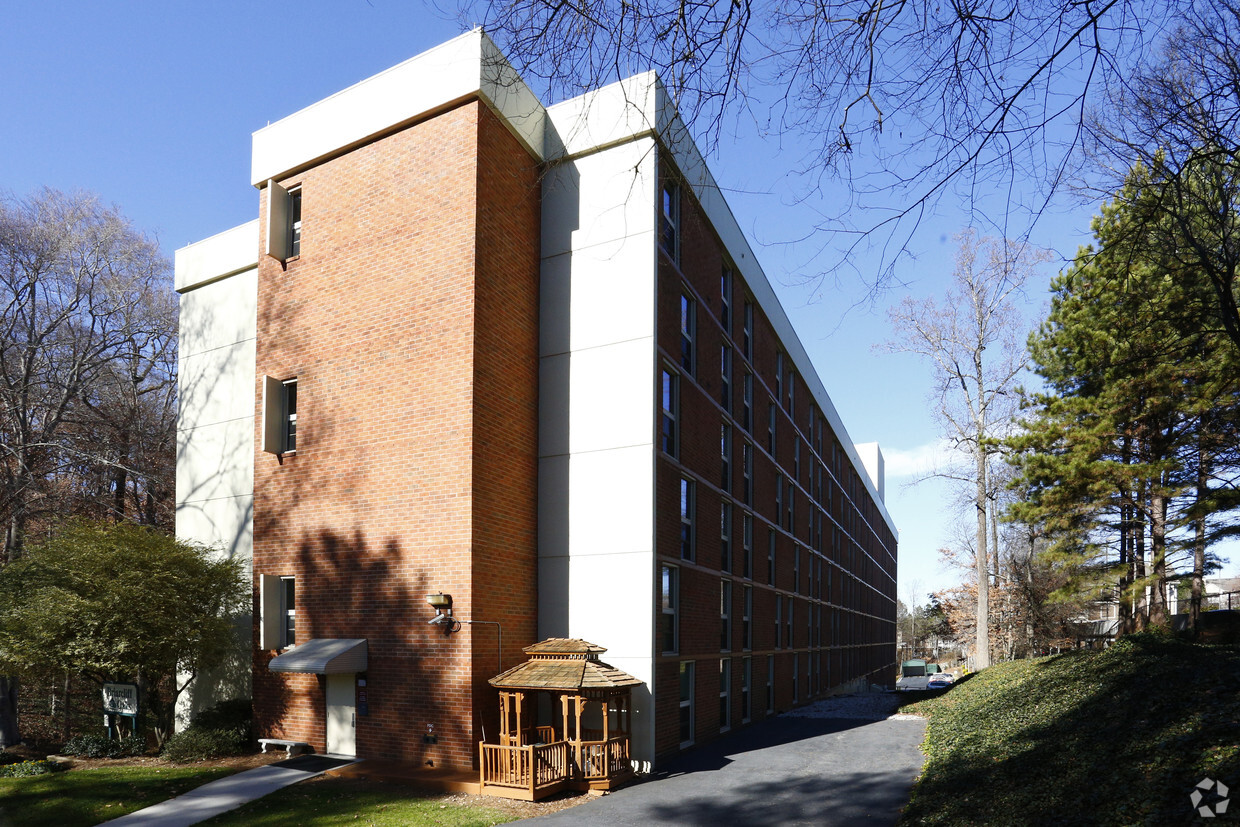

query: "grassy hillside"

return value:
[899, 633, 1240, 826]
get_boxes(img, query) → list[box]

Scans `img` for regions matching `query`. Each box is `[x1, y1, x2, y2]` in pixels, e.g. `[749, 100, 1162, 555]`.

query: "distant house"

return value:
[174, 30, 899, 772]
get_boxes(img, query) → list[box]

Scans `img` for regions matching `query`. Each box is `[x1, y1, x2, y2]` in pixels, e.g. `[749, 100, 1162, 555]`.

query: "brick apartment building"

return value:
[174, 30, 898, 773]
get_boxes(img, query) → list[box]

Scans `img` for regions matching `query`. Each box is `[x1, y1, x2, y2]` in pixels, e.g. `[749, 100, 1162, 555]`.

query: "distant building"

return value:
[174, 31, 898, 771]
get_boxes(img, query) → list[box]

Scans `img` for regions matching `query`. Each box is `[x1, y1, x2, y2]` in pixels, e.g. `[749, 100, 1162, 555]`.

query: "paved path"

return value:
[101, 755, 355, 827]
[518, 701, 926, 826]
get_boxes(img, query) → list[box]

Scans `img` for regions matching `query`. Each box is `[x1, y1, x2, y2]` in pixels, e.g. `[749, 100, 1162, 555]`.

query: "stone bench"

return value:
[258, 738, 311, 757]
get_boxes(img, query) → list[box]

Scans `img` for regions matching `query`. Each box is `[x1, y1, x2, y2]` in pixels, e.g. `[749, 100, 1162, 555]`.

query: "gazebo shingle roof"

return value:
[489, 638, 643, 690]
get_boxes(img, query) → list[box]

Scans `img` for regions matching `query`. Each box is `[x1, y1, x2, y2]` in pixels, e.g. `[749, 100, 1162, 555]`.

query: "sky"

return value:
[3, 2, 1232, 603]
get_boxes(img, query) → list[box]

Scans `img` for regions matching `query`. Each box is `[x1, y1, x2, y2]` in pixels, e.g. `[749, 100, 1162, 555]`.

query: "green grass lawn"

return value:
[0, 764, 236, 827]
[898, 633, 1240, 826]
[199, 776, 520, 827]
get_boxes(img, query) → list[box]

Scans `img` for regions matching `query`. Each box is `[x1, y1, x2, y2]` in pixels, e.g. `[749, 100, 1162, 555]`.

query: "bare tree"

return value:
[0, 188, 171, 747]
[884, 230, 1049, 669]
[468, 0, 1182, 280]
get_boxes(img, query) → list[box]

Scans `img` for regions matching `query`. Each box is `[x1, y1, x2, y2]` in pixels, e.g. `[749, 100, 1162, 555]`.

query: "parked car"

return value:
[926, 675, 954, 690]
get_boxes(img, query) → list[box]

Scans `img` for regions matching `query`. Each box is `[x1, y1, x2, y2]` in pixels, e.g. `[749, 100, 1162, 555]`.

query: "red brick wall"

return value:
[251, 99, 539, 769]
[652, 152, 898, 761]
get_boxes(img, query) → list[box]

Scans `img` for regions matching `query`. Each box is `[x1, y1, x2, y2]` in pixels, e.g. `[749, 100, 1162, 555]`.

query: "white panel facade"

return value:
[251, 30, 544, 186]
[539, 135, 658, 767]
[175, 254, 258, 565]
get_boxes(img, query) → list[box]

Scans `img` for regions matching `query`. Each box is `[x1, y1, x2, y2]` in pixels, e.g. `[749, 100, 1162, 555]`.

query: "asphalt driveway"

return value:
[516, 706, 927, 826]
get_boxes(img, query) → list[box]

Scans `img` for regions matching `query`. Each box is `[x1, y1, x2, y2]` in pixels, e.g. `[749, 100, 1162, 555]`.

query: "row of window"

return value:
[660, 563, 887, 657]
[664, 361, 884, 556]
[679, 650, 862, 747]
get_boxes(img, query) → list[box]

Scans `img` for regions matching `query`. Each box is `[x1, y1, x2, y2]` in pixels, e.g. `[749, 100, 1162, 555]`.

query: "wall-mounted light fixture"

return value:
[425, 590, 503, 672]
[426, 592, 455, 627]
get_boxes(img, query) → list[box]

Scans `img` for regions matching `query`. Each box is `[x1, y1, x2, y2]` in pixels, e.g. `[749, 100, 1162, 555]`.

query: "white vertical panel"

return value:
[265, 180, 289, 261]
[261, 376, 284, 454]
[258, 574, 281, 650]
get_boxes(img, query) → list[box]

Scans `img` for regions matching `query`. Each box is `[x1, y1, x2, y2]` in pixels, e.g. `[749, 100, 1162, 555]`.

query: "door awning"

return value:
[269, 639, 367, 674]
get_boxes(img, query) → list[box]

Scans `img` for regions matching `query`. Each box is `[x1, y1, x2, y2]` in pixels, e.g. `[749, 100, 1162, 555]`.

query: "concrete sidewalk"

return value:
[516, 712, 927, 826]
[101, 755, 355, 827]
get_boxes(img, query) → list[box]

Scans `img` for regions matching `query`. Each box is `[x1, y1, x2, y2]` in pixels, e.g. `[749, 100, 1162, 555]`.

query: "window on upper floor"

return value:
[721, 423, 732, 491]
[661, 181, 680, 263]
[721, 266, 732, 332]
[721, 501, 732, 573]
[742, 373, 753, 432]
[742, 301, 754, 360]
[720, 346, 732, 412]
[681, 478, 695, 561]
[661, 367, 679, 457]
[680, 294, 695, 375]
[719, 658, 732, 733]
[720, 579, 733, 652]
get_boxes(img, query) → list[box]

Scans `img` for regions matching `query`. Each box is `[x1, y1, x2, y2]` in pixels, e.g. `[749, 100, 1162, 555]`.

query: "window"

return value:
[721, 423, 731, 490]
[661, 368, 678, 457]
[775, 474, 783, 528]
[264, 180, 302, 261]
[679, 661, 695, 746]
[793, 653, 799, 704]
[742, 585, 752, 650]
[767, 529, 776, 586]
[742, 512, 753, 579]
[719, 659, 732, 733]
[774, 595, 781, 649]
[743, 301, 754, 359]
[720, 580, 732, 651]
[766, 656, 775, 714]
[794, 546, 801, 594]
[680, 294, 695, 375]
[786, 368, 795, 417]
[721, 502, 732, 572]
[281, 577, 295, 647]
[775, 351, 784, 399]
[720, 346, 731, 412]
[661, 565, 679, 654]
[262, 376, 298, 455]
[786, 480, 794, 532]
[742, 657, 752, 723]
[741, 441, 753, 505]
[661, 181, 680, 262]
[767, 401, 776, 455]
[721, 266, 732, 332]
[680, 478, 695, 561]
[785, 596, 794, 649]
[794, 438, 800, 481]
[742, 373, 753, 432]
[289, 189, 302, 257]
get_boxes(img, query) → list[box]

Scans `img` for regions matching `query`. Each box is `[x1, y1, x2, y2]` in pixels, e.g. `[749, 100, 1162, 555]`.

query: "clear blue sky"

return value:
[3, 2, 1228, 601]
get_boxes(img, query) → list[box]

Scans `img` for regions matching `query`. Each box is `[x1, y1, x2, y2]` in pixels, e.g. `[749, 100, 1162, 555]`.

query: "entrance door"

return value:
[325, 673, 356, 756]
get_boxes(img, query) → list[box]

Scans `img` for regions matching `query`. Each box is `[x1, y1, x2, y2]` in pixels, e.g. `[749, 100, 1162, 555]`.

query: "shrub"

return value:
[0, 751, 22, 766]
[0, 759, 67, 778]
[161, 727, 246, 763]
[190, 698, 252, 739]
[61, 733, 146, 758]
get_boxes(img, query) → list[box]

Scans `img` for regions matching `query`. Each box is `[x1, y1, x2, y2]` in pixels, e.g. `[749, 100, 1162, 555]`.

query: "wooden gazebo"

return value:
[478, 638, 643, 801]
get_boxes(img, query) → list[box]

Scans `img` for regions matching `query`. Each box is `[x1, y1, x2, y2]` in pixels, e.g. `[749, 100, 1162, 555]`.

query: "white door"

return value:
[325, 673, 356, 756]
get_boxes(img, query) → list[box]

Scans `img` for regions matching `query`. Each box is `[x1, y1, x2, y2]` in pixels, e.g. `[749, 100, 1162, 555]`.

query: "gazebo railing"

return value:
[479, 741, 570, 797]
[574, 736, 631, 780]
